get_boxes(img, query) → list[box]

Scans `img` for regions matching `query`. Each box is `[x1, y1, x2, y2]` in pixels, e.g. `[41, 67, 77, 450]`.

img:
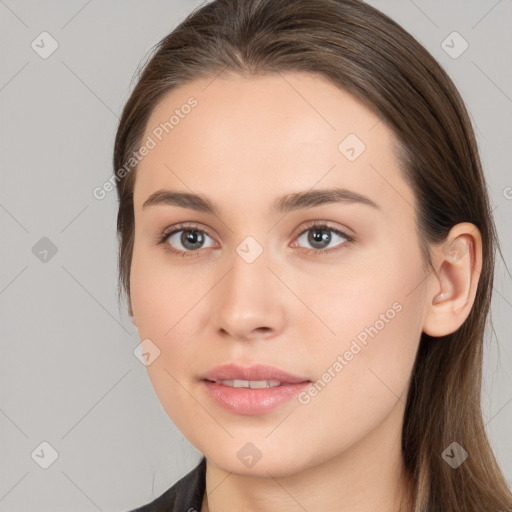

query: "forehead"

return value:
[133, 72, 416, 218]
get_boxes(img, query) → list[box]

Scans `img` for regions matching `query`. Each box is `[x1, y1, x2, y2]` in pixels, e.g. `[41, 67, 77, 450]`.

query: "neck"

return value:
[201, 400, 415, 512]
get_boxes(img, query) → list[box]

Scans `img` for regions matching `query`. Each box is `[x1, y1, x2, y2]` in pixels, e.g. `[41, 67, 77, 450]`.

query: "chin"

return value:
[202, 444, 317, 479]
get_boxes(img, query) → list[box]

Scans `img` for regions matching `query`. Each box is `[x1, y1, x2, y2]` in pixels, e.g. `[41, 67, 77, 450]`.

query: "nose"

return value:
[211, 243, 287, 342]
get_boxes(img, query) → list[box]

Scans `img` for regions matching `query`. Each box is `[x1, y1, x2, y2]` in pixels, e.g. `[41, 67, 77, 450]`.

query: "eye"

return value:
[158, 223, 216, 256]
[157, 221, 354, 257]
[293, 221, 353, 254]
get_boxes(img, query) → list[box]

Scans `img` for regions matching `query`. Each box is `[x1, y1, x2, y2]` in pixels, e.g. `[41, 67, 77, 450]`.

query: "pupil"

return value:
[182, 230, 204, 249]
[309, 228, 330, 249]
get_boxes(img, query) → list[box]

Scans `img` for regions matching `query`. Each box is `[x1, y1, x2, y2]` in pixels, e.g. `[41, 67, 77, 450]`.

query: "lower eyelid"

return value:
[292, 231, 351, 252]
[159, 224, 353, 254]
[162, 229, 216, 249]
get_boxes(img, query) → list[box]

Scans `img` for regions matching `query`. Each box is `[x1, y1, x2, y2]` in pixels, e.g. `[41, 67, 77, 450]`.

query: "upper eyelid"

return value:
[162, 222, 211, 236]
[294, 219, 352, 236]
[162, 220, 353, 243]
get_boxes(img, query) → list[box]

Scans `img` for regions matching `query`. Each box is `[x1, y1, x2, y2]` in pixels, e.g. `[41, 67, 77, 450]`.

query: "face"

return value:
[129, 72, 430, 476]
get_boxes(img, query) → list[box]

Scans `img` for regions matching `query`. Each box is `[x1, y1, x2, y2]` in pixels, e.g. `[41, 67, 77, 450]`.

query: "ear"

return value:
[422, 222, 483, 337]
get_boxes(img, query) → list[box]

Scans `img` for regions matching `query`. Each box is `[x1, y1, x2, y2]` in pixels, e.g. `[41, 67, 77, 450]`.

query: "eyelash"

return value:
[156, 221, 354, 258]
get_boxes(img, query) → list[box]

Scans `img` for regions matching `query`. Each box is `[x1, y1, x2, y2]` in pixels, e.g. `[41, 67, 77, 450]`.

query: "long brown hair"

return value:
[113, 0, 512, 509]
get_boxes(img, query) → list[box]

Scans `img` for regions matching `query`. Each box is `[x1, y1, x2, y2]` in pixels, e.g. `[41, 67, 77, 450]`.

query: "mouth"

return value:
[198, 363, 311, 385]
[200, 379, 311, 415]
[204, 378, 293, 388]
[198, 364, 312, 415]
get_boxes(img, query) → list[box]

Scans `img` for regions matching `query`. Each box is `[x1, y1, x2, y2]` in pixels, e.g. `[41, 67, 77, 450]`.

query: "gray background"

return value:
[0, 1, 511, 510]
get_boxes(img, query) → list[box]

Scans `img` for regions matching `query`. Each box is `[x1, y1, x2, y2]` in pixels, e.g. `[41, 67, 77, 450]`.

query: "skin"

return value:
[129, 72, 482, 512]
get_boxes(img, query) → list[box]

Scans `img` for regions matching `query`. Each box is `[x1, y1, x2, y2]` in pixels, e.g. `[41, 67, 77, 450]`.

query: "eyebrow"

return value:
[142, 187, 380, 215]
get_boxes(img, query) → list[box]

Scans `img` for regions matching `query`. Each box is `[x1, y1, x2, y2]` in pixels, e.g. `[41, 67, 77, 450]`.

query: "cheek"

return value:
[129, 243, 215, 410]
[289, 247, 425, 349]
[291, 240, 426, 409]
[130, 243, 204, 337]
[130, 278, 200, 437]
[288, 281, 424, 465]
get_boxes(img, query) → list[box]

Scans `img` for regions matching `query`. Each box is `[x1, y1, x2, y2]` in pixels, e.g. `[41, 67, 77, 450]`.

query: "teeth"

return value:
[217, 379, 282, 388]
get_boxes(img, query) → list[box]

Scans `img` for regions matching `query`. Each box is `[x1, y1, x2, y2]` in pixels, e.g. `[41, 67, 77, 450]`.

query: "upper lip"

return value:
[199, 364, 311, 384]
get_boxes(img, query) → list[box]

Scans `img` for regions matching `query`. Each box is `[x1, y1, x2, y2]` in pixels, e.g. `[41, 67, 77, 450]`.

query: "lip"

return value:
[198, 363, 312, 416]
[198, 363, 310, 384]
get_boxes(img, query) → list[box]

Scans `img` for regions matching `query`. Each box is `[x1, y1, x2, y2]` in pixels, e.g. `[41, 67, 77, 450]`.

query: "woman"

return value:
[114, 0, 512, 510]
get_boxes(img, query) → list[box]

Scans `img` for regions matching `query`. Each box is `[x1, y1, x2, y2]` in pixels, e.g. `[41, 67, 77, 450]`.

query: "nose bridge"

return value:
[212, 234, 286, 339]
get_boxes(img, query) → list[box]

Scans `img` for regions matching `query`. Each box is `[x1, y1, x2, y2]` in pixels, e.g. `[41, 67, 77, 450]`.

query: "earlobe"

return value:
[422, 223, 482, 337]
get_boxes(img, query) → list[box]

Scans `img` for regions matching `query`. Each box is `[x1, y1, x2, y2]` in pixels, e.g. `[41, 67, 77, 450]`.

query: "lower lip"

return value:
[201, 380, 311, 415]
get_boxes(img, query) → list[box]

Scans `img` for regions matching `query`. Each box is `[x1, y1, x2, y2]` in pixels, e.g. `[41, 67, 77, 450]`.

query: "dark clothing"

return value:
[129, 456, 206, 512]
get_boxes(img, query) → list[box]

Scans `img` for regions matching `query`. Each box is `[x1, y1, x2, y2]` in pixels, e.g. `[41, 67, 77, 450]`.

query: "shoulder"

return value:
[128, 456, 206, 512]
